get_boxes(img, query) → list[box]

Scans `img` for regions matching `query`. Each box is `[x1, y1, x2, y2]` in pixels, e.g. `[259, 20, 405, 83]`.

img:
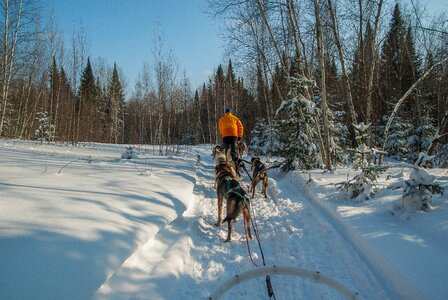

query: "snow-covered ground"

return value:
[0, 140, 446, 299]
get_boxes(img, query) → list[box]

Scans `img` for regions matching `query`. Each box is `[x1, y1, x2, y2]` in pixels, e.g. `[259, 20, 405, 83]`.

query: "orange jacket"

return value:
[219, 112, 244, 138]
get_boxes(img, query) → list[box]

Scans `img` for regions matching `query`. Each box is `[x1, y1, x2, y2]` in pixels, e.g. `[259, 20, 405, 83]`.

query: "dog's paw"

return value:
[214, 222, 221, 226]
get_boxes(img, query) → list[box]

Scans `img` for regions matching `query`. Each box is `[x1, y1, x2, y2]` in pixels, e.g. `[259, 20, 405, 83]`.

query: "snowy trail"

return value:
[2, 141, 444, 299]
[96, 146, 411, 299]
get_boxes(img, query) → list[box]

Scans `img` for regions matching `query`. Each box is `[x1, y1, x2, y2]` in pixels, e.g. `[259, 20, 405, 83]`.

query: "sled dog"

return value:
[236, 140, 247, 158]
[250, 157, 279, 198]
[214, 148, 251, 242]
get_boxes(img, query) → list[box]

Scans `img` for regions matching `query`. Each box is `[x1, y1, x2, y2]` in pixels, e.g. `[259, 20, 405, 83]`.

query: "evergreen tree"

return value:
[79, 58, 97, 104]
[34, 111, 55, 143]
[108, 63, 126, 143]
[98, 84, 109, 142]
[325, 57, 339, 101]
[226, 59, 237, 111]
[256, 63, 270, 122]
[422, 53, 438, 124]
[214, 64, 225, 123]
[383, 114, 411, 160]
[235, 83, 256, 141]
[401, 26, 421, 122]
[378, 4, 421, 158]
[50, 56, 59, 124]
[270, 63, 288, 113]
[405, 113, 437, 163]
[78, 58, 99, 141]
[379, 4, 407, 105]
[226, 59, 236, 87]
[351, 22, 377, 124]
[402, 27, 420, 93]
[193, 89, 204, 144]
[268, 69, 320, 170]
[59, 67, 75, 142]
[339, 123, 387, 201]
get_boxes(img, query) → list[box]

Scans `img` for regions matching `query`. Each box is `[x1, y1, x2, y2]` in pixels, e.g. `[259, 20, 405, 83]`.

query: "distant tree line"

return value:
[0, 0, 125, 144]
[0, 0, 447, 167]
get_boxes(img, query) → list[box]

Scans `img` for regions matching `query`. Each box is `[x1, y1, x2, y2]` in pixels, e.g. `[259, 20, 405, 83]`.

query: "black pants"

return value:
[222, 136, 238, 163]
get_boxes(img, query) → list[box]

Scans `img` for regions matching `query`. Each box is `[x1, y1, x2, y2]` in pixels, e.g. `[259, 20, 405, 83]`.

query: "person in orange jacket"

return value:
[218, 107, 244, 165]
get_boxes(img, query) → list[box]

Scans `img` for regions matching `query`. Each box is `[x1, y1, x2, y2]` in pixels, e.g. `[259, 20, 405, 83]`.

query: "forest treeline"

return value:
[0, 0, 447, 168]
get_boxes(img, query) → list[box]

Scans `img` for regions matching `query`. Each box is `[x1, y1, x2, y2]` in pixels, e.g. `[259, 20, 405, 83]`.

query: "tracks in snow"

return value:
[98, 147, 415, 299]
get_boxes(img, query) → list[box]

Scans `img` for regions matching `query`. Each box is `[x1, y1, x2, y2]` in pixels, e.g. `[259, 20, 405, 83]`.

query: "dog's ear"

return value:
[212, 145, 223, 158]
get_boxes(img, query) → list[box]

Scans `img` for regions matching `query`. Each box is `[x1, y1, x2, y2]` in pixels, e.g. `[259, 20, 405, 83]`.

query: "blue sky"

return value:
[45, 0, 446, 96]
[46, 0, 223, 93]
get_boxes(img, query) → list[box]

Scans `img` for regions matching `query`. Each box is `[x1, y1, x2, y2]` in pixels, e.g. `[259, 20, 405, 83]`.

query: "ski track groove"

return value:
[187, 148, 386, 299]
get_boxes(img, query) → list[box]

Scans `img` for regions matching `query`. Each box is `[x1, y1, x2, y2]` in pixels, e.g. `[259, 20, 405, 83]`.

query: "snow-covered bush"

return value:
[34, 111, 55, 143]
[383, 115, 412, 160]
[339, 156, 387, 201]
[414, 152, 435, 168]
[383, 113, 436, 163]
[405, 121, 437, 163]
[329, 109, 348, 164]
[338, 123, 387, 201]
[274, 95, 321, 170]
[389, 161, 444, 211]
[249, 121, 278, 156]
[121, 146, 138, 159]
[340, 172, 374, 201]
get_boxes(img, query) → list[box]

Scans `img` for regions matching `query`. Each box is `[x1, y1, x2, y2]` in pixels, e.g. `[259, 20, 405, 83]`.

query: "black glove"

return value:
[237, 137, 242, 141]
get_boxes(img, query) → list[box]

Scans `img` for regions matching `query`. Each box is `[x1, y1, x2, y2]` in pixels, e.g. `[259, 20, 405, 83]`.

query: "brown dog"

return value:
[236, 140, 247, 158]
[250, 157, 280, 199]
[214, 148, 251, 242]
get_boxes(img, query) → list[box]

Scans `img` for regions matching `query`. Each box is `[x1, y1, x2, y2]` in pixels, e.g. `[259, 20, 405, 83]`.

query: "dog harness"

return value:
[224, 177, 249, 201]
[254, 162, 267, 179]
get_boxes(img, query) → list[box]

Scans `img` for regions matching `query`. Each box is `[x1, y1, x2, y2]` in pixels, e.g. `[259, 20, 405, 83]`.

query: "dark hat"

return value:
[225, 107, 232, 113]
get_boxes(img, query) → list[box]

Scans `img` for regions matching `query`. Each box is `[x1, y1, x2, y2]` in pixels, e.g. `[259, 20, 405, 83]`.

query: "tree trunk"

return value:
[0, 0, 23, 137]
[327, 0, 357, 145]
[366, 0, 383, 134]
[285, 0, 312, 101]
[313, 0, 332, 171]
[256, 0, 290, 83]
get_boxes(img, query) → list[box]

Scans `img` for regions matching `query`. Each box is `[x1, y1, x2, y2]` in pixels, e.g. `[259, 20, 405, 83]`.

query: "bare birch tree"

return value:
[0, 0, 23, 137]
[327, 0, 357, 144]
[383, 58, 447, 150]
[365, 0, 383, 129]
[313, 0, 332, 170]
[68, 23, 88, 144]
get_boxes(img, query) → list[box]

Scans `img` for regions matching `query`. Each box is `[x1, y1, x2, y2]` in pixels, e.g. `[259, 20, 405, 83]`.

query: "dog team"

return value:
[213, 107, 276, 242]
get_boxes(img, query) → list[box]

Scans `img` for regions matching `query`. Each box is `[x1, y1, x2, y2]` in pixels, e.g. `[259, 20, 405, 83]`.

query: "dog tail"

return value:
[266, 164, 282, 171]
[258, 164, 281, 176]
[223, 198, 245, 223]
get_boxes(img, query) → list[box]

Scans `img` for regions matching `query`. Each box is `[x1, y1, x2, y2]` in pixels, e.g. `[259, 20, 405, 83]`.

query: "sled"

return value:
[208, 265, 359, 300]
